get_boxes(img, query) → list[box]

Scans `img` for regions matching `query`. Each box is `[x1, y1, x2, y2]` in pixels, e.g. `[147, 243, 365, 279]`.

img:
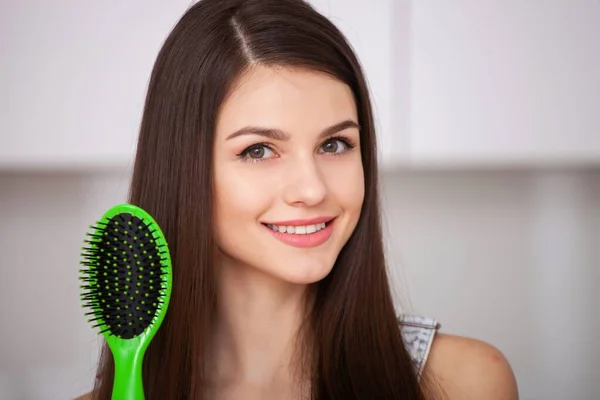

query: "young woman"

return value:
[79, 0, 518, 398]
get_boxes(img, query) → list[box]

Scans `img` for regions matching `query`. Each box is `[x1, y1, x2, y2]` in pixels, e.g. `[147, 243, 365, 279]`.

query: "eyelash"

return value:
[236, 135, 357, 163]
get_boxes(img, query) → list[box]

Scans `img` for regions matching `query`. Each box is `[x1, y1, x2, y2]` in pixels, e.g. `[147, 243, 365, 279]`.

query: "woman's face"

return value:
[213, 66, 364, 285]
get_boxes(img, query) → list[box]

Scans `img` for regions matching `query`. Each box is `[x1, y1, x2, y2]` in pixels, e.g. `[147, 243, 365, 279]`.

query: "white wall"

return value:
[405, 0, 600, 165]
[0, 169, 598, 399]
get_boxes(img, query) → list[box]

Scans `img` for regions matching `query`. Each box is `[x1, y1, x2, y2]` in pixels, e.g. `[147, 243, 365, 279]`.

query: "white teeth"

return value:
[266, 222, 328, 235]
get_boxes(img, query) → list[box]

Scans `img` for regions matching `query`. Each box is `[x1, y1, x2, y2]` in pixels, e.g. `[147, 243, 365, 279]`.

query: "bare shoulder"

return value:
[424, 333, 519, 400]
[74, 392, 93, 400]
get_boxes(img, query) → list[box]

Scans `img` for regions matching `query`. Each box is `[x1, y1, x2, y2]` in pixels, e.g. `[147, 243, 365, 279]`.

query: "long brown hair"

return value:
[92, 0, 440, 398]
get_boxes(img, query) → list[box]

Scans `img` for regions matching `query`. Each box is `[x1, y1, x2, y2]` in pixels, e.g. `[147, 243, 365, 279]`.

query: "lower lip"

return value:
[263, 219, 335, 248]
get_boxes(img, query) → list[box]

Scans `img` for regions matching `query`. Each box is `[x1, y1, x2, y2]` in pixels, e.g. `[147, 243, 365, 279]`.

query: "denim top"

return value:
[399, 314, 441, 379]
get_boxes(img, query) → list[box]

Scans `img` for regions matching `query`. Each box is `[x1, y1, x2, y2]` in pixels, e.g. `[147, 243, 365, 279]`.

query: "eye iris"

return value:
[324, 140, 339, 153]
[250, 146, 265, 158]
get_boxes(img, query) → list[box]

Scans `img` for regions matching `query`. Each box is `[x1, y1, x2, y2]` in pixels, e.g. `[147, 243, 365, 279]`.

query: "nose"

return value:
[282, 156, 327, 207]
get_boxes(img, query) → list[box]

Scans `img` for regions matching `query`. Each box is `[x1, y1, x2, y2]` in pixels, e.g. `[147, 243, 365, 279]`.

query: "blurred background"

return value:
[1, 1, 598, 399]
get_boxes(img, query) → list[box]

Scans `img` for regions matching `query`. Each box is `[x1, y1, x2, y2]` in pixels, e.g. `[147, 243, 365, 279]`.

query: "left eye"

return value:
[319, 139, 348, 154]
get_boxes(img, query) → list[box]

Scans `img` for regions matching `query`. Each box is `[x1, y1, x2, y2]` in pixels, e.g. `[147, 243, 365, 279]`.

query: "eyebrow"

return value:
[225, 119, 360, 141]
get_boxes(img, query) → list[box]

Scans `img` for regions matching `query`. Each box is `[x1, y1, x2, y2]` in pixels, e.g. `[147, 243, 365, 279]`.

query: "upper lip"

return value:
[263, 216, 335, 226]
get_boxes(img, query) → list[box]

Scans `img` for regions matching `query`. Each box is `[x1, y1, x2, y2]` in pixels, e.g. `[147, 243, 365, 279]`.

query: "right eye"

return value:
[238, 144, 276, 162]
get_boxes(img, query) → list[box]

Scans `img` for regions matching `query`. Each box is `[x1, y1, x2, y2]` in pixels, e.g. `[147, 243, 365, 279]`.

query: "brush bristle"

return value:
[79, 212, 169, 339]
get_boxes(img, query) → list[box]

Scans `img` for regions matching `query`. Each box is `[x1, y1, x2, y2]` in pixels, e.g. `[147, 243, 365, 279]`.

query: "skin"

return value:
[209, 66, 364, 399]
[425, 333, 520, 399]
[77, 66, 518, 400]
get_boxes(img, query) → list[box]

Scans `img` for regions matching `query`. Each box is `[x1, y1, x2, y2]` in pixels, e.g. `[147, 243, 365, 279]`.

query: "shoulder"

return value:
[424, 333, 519, 400]
[74, 393, 92, 400]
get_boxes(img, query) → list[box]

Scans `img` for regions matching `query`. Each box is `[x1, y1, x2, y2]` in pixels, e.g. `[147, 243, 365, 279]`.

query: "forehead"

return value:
[216, 66, 357, 136]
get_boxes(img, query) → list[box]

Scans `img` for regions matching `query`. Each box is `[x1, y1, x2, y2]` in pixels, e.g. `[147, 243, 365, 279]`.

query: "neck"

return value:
[209, 258, 312, 389]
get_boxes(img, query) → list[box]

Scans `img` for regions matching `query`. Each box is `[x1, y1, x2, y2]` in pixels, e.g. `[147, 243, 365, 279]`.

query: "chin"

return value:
[268, 257, 336, 285]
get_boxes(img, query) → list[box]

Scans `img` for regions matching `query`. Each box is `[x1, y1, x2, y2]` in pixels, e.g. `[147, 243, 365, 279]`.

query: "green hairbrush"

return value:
[79, 203, 172, 400]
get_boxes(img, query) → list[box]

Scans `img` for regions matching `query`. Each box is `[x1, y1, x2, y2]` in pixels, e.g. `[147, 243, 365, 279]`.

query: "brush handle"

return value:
[111, 341, 146, 400]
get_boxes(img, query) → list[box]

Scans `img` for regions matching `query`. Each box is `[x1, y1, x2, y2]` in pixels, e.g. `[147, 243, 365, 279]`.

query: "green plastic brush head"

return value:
[79, 203, 172, 342]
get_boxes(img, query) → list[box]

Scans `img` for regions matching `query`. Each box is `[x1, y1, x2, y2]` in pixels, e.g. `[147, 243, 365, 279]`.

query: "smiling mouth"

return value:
[262, 219, 334, 235]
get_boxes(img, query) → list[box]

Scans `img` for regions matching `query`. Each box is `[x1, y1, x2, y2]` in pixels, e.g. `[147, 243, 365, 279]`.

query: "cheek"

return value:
[323, 159, 365, 212]
[213, 164, 272, 225]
